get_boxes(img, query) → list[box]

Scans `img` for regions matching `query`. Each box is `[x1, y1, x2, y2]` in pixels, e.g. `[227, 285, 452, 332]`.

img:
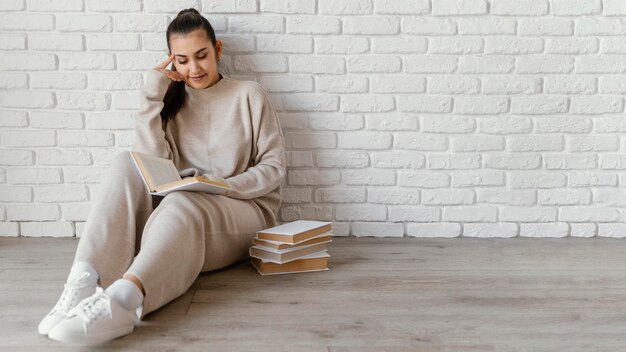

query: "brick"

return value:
[0, 33, 25, 49]
[86, 0, 141, 12]
[260, 0, 314, 14]
[315, 188, 367, 203]
[341, 169, 395, 185]
[398, 171, 450, 188]
[34, 185, 89, 202]
[315, 36, 369, 54]
[0, 185, 31, 202]
[315, 151, 369, 168]
[352, 222, 404, 237]
[335, 204, 387, 221]
[451, 135, 504, 152]
[347, 55, 402, 73]
[19, 221, 74, 237]
[230, 15, 284, 33]
[30, 73, 87, 89]
[319, 0, 373, 15]
[428, 76, 479, 94]
[283, 94, 339, 111]
[443, 206, 497, 222]
[27, 0, 82, 11]
[453, 171, 505, 187]
[0, 73, 27, 89]
[344, 16, 398, 35]
[2, 130, 56, 147]
[389, 206, 439, 222]
[342, 95, 394, 112]
[458, 18, 516, 35]
[282, 187, 312, 203]
[257, 35, 313, 53]
[490, 0, 548, 15]
[0, 53, 56, 71]
[8, 168, 62, 184]
[234, 54, 288, 73]
[430, 37, 483, 54]
[0, 110, 28, 127]
[370, 151, 425, 168]
[507, 135, 565, 152]
[288, 169, 340, 185]
[59, 53, 115, 70]
[432, 0, 487, 15]
[463, 223, 518, 238]
[258, 75, 311, 93]
[570, 223, 596, 237]
[0, 91, 55, 109]
[30, 112, 84, 129]
[402, 17, 456, 35]
[0, 14, 53, 30]
[519, 18, 573, 36]
[114, 15, 169, 32]
[57, 14, 112, 32]
[394, 133, 447, 151]
[374, 0, 429, 14]
[144, 0, 198, 12]
[407, 223, 461, 238]
[483, 154, 542, 170]
[365, 113, 419, 131]
[7, 205, 60, 221]
[476, 188, 535, 205]
[368, 188, 421, 204]
[86, 34, 140, 51]
[287, 16, 341, 34]
[551, 0, 601, 15]
[0, 150, 34, 166]
[317, 76, 368, 93]
[397, 95, 452, 113]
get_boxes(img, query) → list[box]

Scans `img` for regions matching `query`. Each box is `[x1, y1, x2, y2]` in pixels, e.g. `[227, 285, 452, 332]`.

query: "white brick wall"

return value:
[1, 0, 626, 238]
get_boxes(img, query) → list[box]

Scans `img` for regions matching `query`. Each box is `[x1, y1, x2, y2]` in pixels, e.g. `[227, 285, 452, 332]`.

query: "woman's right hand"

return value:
[153, 53, 184, 82]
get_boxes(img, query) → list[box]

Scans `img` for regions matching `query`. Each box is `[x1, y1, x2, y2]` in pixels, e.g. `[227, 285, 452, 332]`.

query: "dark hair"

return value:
[161, 8, 218, 129]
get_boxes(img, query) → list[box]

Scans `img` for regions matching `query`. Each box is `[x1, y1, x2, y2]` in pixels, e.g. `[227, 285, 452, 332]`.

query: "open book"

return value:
[130, 151, 230, 197]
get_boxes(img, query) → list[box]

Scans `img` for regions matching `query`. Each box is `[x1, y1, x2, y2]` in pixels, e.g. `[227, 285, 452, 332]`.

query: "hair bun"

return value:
[177, 8, 200, 17]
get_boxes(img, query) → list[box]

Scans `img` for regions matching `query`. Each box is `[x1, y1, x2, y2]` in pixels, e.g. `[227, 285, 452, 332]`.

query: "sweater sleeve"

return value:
[203, 85, 286, 200]
[132, 69, 174, 160]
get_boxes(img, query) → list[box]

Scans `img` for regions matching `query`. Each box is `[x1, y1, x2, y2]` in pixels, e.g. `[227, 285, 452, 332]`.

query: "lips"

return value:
[190, 74, 206, 81]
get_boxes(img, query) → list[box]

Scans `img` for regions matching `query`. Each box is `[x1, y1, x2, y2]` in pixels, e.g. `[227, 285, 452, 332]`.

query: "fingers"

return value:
[165, 70, 184, 82]
[155, 53, 175, 70]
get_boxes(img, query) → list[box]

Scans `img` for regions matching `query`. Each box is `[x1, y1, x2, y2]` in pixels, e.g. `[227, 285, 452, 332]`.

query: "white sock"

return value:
[68, 261, 99, 286]
[105, 279, 144, 311]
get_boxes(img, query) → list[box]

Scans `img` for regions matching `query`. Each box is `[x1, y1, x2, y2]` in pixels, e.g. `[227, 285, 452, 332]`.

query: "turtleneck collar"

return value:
[184, 73, 227, 98]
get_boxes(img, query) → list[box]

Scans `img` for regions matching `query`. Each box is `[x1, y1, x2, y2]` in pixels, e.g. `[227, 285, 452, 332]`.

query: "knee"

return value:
[110, 151, 136, 174]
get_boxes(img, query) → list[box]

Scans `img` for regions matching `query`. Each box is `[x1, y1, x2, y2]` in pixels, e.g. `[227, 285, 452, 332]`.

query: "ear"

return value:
[215, 40, 223, 60]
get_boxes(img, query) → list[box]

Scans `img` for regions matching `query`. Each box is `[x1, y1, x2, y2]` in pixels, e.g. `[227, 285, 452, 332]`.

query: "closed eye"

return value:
[178, 55, 207, 65]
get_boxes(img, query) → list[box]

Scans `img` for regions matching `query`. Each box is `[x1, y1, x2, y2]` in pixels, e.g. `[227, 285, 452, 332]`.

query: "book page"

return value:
[259, 220, 332, 236]
[137, 153, 180, 188]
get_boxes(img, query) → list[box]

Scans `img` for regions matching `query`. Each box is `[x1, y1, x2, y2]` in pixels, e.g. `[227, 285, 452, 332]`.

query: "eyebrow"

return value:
[174, 47, 208, 58]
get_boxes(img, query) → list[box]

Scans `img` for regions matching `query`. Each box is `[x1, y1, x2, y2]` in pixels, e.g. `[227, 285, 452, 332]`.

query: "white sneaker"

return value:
[38, 272, 97, 335]
[48, 287, 138, 345]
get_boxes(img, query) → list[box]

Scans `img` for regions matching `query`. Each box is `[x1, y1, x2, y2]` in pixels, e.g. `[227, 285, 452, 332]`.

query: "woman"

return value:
[37, 8, 286, 345]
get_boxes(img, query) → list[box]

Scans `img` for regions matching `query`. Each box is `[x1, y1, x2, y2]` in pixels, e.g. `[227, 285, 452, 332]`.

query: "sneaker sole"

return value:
[49, 325, 134, 345]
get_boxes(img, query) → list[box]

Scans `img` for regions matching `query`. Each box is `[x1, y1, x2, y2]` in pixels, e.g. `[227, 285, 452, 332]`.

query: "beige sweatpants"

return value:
[73, 151, 269, 317]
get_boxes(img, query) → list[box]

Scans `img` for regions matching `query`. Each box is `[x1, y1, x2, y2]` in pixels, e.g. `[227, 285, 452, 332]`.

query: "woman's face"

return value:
[169, 28, 222, 89]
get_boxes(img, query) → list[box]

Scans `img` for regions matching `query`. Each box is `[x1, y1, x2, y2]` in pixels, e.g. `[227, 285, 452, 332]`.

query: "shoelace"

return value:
[50, 272, 93, 314]
[71, 287, 112, 327]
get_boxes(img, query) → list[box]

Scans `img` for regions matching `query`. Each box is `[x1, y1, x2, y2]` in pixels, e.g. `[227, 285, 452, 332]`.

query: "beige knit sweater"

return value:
[132, 69, 286, 224]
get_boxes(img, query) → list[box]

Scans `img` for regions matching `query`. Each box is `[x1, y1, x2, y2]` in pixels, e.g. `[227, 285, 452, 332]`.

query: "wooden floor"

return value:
[2, 237, 626, 351]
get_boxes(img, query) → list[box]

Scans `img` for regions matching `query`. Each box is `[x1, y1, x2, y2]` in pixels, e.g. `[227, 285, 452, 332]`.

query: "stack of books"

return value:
[250, 220, 332, 276]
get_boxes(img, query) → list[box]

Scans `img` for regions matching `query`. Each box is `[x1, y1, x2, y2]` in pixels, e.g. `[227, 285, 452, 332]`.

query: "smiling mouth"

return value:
[190, 74, 206, 81]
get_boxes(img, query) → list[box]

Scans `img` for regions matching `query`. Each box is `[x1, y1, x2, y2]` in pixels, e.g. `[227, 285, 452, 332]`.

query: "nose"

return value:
[189, 60, 201, 74]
